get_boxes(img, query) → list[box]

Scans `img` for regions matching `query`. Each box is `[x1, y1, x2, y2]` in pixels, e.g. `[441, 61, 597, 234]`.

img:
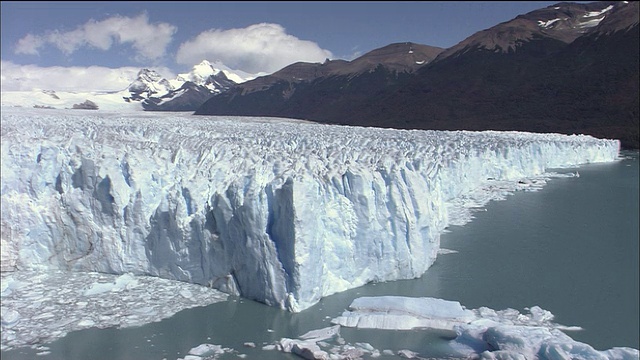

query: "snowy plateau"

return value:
[1, 108, 620, 314]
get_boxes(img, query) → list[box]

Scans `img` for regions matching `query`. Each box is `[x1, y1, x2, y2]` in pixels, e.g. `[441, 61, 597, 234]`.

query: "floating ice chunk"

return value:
[437, 248, 458, 255]
[332, 296, 475, 331]
[455, 324, 637, 360]
[83, 273, 139, 296]
[112, 273, 139, 291]
[277, 337, 330, 359]
[187, 343, 225, 356]
[331, 295, 638, 360]
[1, 276, 25, 296]
[298, 325, 340, 341]
[397, 349, 420, 358]
[180, 289, 194, 299]
[76, 319, 95, 328]
[83, 282, 115, 296]
[1, 308, 20, 327]
[181, 356, 201, 360]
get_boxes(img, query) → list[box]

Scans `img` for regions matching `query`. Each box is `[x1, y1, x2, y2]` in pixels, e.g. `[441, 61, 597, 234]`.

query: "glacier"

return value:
[0, 107, 620, 312]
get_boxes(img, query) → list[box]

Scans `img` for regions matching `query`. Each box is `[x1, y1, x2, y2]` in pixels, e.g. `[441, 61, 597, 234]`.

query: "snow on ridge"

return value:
[176, 60, 258, 85]
[583, 5, 614, 18]
[0, 108, 620, 312]
[579, 16, 606, 28]
[538, 18, 561, 28]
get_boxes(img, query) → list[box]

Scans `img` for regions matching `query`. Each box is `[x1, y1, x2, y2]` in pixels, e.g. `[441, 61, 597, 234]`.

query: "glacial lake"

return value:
[2, 151, 638, 360]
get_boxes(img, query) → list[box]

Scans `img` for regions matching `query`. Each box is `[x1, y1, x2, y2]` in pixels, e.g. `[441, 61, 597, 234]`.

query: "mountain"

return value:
[0, 60, 257, 112]
[126, 60, 257, 111]
[195, 1, 639, 149]
[195, 42, 443, 116]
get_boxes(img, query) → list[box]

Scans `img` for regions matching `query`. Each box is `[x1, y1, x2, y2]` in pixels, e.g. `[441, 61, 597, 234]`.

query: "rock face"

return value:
[71, 100, 99, 110]
[0, 109, 619, 311]
[195, 1, 639, 149]
[141, 74, 236, 112]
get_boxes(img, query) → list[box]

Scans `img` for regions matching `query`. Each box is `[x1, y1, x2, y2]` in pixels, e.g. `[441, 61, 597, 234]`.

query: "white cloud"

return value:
[14, 13, 176, 62]
[176, 23, 333, 74]
[0, 61, 175, 92]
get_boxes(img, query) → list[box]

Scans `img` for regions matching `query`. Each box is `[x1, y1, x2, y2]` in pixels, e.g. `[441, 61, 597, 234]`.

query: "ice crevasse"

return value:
[0, 109, 620, 312]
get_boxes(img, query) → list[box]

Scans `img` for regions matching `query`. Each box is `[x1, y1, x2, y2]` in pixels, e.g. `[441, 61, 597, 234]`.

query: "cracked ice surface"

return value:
[0, 270, 227, 352]
[0, 108, 620, 313]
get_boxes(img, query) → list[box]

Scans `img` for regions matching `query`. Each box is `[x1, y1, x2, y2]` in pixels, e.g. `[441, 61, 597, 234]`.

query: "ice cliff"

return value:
[0, 108, 620, 311]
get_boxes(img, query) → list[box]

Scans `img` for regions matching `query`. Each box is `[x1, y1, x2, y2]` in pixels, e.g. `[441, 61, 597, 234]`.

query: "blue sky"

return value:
[1, 1, 566, 91]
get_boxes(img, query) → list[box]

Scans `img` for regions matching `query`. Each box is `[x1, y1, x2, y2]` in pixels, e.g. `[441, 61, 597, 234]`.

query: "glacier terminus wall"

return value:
[0, 108, 620, 311]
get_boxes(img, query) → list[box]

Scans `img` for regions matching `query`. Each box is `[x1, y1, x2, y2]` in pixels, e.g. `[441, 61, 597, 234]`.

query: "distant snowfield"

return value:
[0, 90, 143, 112]
[0, 107, 625, 355]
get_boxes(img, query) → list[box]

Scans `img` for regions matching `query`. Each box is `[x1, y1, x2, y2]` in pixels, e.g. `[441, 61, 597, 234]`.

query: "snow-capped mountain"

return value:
[434, 1, 632, 59]
[125, 68, 175, 101]
[0, 60, 259, 112]
[0, 108, 619, 311]
[122, 60, 261, 111]
[174, 59, 259, 88]
[194, 1, 639, 149]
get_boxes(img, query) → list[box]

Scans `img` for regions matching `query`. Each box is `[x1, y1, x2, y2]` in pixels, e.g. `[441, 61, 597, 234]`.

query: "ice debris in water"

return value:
[264, 296, 638, 360]
[0, 270, 227, 352]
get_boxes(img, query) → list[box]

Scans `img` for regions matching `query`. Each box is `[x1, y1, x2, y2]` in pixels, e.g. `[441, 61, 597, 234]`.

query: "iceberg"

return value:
[329, 296, 639, 360]
[0, 108, 620, 312]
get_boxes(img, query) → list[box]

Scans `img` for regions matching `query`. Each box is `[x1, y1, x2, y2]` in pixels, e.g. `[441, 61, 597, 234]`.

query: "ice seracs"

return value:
[0, 108, 620, 313]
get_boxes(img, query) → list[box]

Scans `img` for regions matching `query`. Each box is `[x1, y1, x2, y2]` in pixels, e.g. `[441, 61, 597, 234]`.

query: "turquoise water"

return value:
[3, 151, 638, 359]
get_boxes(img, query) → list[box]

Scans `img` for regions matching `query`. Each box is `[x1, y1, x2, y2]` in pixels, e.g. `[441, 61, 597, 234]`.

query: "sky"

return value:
[1, 1, 570, 92]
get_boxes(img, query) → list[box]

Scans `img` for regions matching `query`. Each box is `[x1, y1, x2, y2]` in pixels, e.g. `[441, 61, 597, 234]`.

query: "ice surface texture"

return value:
[0, 108, 619, 311]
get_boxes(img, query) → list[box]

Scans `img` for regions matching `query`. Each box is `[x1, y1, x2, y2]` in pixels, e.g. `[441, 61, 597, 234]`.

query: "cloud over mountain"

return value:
[176, 23, 333, 74]
[0, 61, 175, 92]
[14, 13, 176, 62]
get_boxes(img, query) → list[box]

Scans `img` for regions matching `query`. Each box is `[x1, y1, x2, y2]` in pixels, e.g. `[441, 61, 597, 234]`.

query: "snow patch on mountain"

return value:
[175, 60, 259, 87]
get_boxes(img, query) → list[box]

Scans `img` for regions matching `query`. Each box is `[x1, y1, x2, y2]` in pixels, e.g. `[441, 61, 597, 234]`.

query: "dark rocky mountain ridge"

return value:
[195, 1, 639, 149]
[142, 72, 236, 111]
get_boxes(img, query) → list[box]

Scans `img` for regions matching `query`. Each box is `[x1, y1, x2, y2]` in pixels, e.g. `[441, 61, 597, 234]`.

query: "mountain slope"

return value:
[195, 1, 639, 149]
[195, 42, 443, 116]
